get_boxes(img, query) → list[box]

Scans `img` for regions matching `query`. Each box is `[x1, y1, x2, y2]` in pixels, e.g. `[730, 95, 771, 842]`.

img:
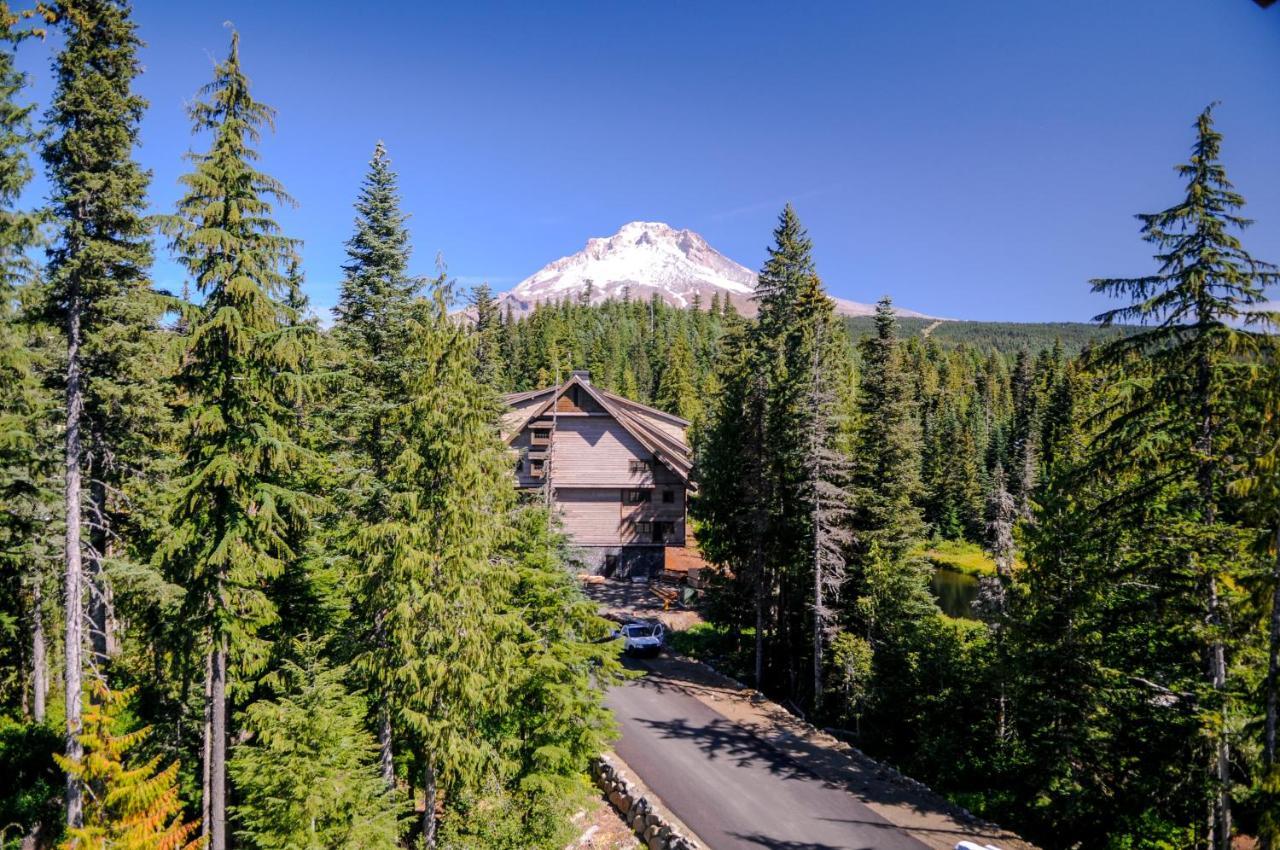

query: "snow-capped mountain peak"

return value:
[499, 221, 755, 312]
[495, 221, 928, 318]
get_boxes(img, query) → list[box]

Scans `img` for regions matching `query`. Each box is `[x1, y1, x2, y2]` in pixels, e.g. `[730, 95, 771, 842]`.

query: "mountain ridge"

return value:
[495, 221, 931, 319]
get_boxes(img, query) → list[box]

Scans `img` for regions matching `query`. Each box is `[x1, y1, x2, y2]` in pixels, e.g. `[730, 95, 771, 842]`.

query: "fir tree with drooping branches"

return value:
[159, 32, 313, 850]
[230, 646, 404, 850]
[1233, 338, 1280, 848]
[1088, 103, 1278, 850]
[349, 285, 516, 848]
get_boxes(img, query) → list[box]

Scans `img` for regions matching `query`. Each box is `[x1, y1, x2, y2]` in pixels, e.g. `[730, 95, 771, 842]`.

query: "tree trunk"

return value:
[753, 550, 765, 688]
[209, 640, 228, 850]
[378, 702, 394, 789]
[1265, 527, 1280, 850]
[422, 757, 438, 850]
[1209, 578, 1231, 850]
[63, 295, 84, 829]
[813, 542, 823, 711]
[1195, 347, 1230, 850]
[201, 649, 213, 843]
[87, 477, 114, 667]
[1266, 525, 1280, 770]
[32, 582, 47, 723]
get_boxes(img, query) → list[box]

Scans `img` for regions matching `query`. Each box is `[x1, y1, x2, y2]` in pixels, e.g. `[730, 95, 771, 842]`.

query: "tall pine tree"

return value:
[159, 32, 312, 850]
[333, 140, 422, 790]
[349, 286, 515, 848]
[42, 0, 157, 826]
[1089, 104, 1277, 849]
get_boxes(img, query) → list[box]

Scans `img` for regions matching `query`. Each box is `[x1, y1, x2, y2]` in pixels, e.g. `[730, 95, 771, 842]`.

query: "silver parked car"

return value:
[615, 621, 665, 656]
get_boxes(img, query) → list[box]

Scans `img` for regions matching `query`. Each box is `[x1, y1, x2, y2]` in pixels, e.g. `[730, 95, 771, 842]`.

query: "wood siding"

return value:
[555, 385, 605, 414]
[554, 487, 686, 546]
[544, 417, 681, 488]
[505, 379, 692, 549]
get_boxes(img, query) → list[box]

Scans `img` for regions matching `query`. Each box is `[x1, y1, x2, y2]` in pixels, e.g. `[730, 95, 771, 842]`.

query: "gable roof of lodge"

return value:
[501, 373, 695, 486]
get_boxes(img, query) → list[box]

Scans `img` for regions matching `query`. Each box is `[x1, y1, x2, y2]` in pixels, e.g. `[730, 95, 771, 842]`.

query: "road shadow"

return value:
[634, 711, 815, 782]
[624, 655, 1012, 847]
[727, 835, 864, 850]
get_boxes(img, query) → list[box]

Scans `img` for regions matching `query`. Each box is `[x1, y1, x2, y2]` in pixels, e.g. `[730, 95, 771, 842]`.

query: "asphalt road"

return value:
[605, 659, 931, 850]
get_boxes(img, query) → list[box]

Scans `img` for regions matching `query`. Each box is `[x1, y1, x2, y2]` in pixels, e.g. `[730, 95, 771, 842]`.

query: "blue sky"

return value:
[14, 0, 1280, 322]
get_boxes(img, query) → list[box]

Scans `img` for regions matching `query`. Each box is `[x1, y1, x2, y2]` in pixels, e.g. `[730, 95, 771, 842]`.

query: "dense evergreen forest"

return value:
[472, 115, 1280, 850]
[684, 124, 1280, 849]
[1, 6, 618, 850]
[1, 4, 1278, 850]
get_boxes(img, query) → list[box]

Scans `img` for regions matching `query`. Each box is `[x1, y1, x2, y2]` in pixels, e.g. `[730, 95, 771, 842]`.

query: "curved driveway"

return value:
[606, 658, 931, 850]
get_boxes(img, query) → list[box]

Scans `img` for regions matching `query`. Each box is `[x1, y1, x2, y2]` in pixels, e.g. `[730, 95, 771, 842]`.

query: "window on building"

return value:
[662, 489, 675, 504]
[629, 458, 653, 474]
[530, 460, 544, 479]
[623, 489, 651, 505]
[652, 521, 671, 543]
[531, 428, 550, 442]
[634, 521, 652, 537]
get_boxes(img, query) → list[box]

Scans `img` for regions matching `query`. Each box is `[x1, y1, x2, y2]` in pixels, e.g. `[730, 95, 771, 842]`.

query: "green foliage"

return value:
[694, 205, 860, 706]
[230, 648, 404, 850]
[160, 29, 313, 684]
[469, 283, 504, 389]
[0, 4, 56, 721]
[0, 718, 62, 845]
[347, 286, 516, 845]
[493, 283, 736, 415]
[335, 140, 622, 849]
[843, 316, 1133, 356]
[42, 0, 170, 591]
[441, 504, 623, 850]
[654, 332, 700, 423]
[2, 18, 1277, 850]
[850, 298, 925, 560]
[915, 539, 998, 577]
[827, 631, 872, 727]
[664, 622, 755, 682]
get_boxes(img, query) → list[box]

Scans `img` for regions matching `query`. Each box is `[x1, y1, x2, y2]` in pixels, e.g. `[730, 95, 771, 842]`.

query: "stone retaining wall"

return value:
[590, 755, 699, 850]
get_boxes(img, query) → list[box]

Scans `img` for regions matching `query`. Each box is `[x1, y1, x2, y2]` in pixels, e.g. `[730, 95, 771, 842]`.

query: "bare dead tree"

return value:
[805, 319, 853, 711]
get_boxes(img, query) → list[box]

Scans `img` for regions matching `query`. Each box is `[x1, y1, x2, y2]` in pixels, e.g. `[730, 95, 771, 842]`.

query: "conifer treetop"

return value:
[1092, 103, 1278, 333]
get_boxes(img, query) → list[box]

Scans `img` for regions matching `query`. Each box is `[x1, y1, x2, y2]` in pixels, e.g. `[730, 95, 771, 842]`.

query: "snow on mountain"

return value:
[495, 221, 930, 319]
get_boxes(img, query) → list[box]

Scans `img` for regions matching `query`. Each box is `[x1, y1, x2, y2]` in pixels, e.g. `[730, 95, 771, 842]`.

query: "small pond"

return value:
[930, 567, 980, 619]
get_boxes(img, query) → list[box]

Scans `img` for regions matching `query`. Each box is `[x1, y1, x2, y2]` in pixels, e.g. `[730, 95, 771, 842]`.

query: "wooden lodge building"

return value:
[501, 371, 700, 578]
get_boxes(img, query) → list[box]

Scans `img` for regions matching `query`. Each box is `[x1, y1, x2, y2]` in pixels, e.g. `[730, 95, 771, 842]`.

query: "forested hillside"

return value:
[485, 288, 1085, 552]
[844, 315, 1136, 354]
